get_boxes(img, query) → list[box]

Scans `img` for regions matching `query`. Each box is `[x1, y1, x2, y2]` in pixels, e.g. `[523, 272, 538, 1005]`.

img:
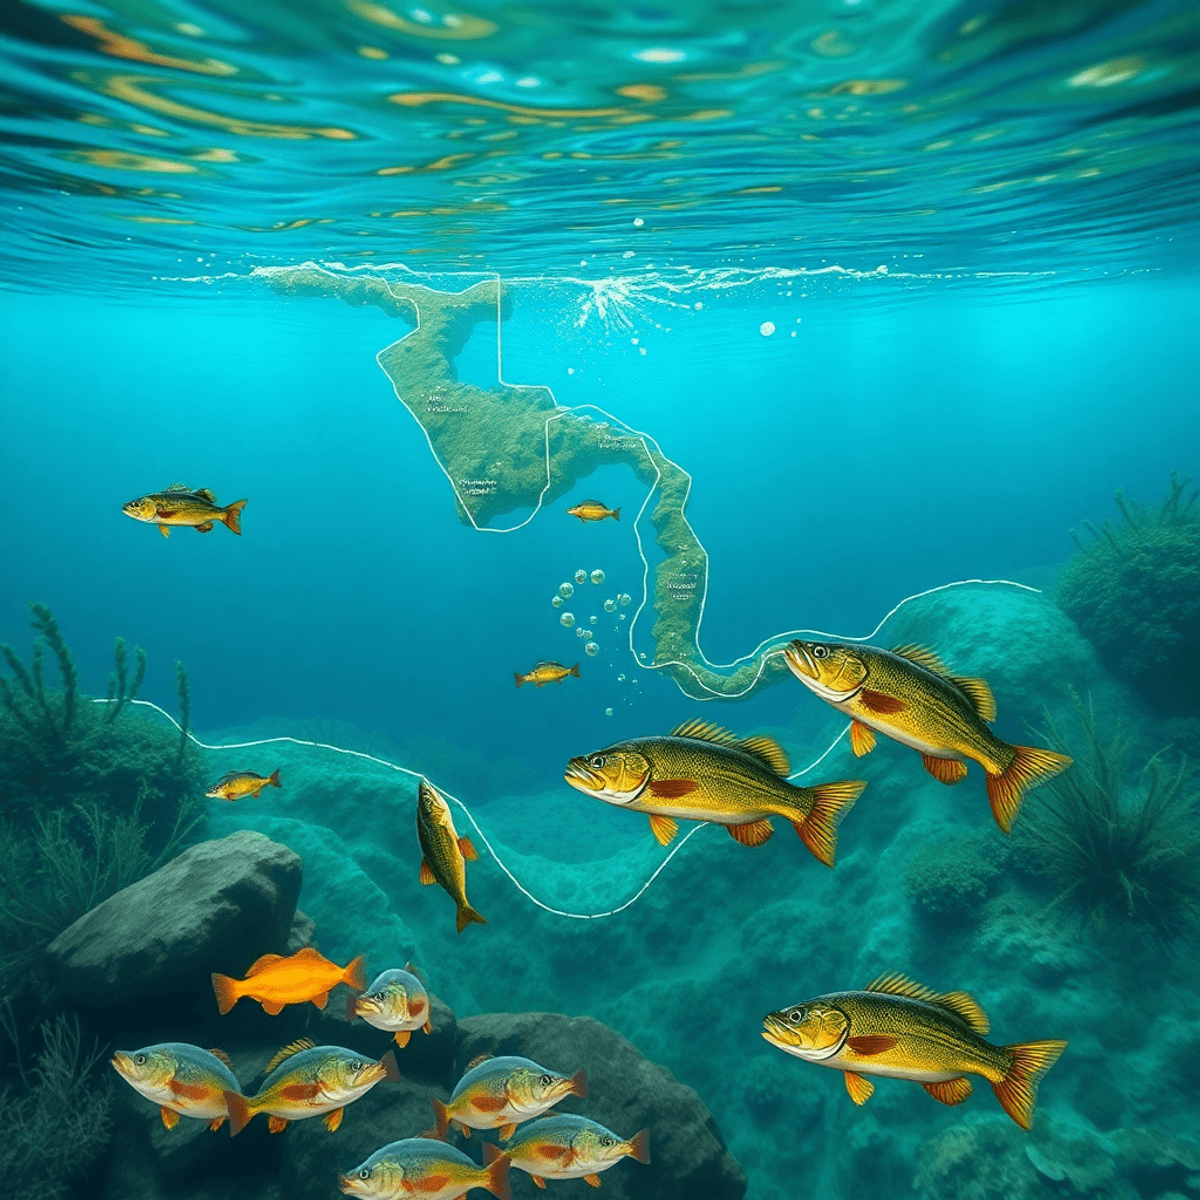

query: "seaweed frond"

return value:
[104, 637, 147, 724]
[175, 660, 191, 761]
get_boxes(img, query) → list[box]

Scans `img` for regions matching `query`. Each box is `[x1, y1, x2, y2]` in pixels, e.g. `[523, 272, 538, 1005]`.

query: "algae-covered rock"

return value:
[48, 831, 300, 1007]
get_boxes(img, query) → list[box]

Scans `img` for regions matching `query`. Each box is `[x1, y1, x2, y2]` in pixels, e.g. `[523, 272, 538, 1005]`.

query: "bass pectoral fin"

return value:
[846, 1035, 898, 1056]
[648, 778, 698, 799]
[859, 689, 906, 715]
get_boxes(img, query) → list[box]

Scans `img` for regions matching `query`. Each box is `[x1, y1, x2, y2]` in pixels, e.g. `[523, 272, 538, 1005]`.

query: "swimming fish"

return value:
[340, 1138, 511, 1200]
[565, 720, 866, 866]
[349, 965, 432, 1048]
[566, 500, 620, 523]
[122, 484, 246, 538]
[205, 768, 281, 802]
[504, 1114, 649, 1190]
[431, 1054, 588, 1142]
[224, 1038, 399, 1135]
[515, 661, 580, 689]
[211, 946, 368, 1016]
[417, 779, 486, 933]
[761, 974, 1067, 1130]
[111, 1042, 241, 1132]
[783, 640, 1072, 833]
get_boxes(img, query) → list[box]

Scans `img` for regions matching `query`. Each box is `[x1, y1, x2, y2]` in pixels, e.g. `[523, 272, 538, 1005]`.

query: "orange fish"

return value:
[212, 947, 368, 1017]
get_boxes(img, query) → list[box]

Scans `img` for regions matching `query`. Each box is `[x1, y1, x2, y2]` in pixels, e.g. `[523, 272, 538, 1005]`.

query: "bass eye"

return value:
[601, 1137, 614, 1147]
[540, 1074, 553, 1087]
[811, 645, 829, 659]
[589, 755, 606, 768]
[788, 1008, 805, 1024]
[351, 1060, 363, 1070]
[359, 1169, 371, 1180]
[135, 1054, 147, 1065]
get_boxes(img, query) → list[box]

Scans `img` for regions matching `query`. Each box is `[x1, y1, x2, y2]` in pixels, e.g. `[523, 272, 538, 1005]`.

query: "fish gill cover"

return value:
[0, 4, 1199, 1200]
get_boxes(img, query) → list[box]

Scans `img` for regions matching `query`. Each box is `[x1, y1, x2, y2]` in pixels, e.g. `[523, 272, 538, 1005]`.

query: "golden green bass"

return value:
[566, 719, 865, 866]
[784, 640, 1071, 832]
[762, 974, 1066, 1130]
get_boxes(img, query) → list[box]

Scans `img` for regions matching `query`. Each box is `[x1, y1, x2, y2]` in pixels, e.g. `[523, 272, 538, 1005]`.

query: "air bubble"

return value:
[605, 706, 613, 716]
[586, 641, 599, 656]
[760, 321, 776, 337]
[577, 627, 589, 638]
[591, 569, 605, 585]
[574, 569, 588, 585]
[604, 599, 617, 613]
[618, 674, 626, 682]
[559, 582, 574, 599]
[590, 615, 598, 625]
[619, 593, 632, 606]
[552, 595, 564, 608]
[561, 612, 575, 628]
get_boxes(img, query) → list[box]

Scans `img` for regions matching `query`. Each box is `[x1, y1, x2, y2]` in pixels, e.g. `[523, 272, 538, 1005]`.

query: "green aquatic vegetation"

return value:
[1016, 702, 1200, 939]
[0, 1009, 112, 1200]
[904, 830, 1007, 922]
[1059, 472, 1200, 712]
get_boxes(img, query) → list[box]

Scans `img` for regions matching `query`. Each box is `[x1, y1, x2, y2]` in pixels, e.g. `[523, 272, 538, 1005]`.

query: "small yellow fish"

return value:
[211, 946, 368, 1016]
[515, 661, 580, 689]
[111, 1042, 241, 1132]
[762, 974, 1067, 1130]
[340, 1138, 511, 1200]
[505, 1115, 649, 1190]
[417, 779, 486, 933]
[784, 640, 1072, 832]
[224, 1038, 398, 1135]
[205, 768, 281, 801]
[431, 1054, 588, 1142]
[349, 965, 432, 1048]
[123, 484, 246, 538]
[566, 500, 620, 523]
[566, 720, 866, 865]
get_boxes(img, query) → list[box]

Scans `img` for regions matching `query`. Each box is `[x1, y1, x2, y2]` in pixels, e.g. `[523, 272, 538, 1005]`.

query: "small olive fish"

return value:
[111, 1042, 241, 1131]
[348, 965, 432, 1048]
[762, 974, 1067, 1130]
[224, 1038, 399, 1135]
[566, 720, 866, 865]
[431, 1054, 588, 1142]
[205, 768, 281, 802]
[340, 1138, 511, 1200]
[212, 946, 368, 1016]
[784, 640, 1072, 832]
[505, 1115, 649, 1190]
[515, 661, 580, 689]
[123, 483, 246, 538]
[566, 500, 620, 523]
[417, 779, 486, 933]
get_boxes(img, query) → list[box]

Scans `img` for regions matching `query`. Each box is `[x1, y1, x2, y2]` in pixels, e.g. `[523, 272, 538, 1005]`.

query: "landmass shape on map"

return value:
[256, 264, 789, 700]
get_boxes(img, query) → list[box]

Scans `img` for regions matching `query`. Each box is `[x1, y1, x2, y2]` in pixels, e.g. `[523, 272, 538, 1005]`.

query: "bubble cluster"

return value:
[604, 598, 617, 613]
[574, 569, 588, 585]
[577, 627, 589, 638]
[590, 569, 605, 585]
[559, 582, 574, 599]
[619, 593, 632, 606]
[585, 641, 599, 657]
[560, 612, 575, 628]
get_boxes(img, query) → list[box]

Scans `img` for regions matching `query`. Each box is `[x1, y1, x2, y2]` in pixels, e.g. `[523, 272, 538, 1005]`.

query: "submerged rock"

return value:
[48, 831, 301, 1009]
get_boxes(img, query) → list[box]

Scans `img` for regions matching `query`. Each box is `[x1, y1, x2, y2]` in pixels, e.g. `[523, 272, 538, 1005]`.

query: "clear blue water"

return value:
[2, 3, 1200, 1200]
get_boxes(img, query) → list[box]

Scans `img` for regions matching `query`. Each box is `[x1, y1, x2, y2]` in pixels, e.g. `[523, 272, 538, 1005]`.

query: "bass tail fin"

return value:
[456, 903, 488, 934]
[986, 745, 1073, 833]
[481, 1142, 512, 1200]
[611, 507, 621, 522]
[223, 1090, 253, 1136]
[430, 1096, 451, 1139]
[626, 1127, 651, 1164]
[791, 780, 866, 867]
[569, 662, 580, 678]
[211, 972, 239, 1015]
[267, 768, 282, 789]
[992, 1040, 1067, 1130]
[221, 498, 247, 536]
[514, 672, 525, 689]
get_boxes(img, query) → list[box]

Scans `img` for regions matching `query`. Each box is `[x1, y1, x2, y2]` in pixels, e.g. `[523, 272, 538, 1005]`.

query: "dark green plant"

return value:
[0, 1008, 112, 1200]
[1060, 472, 1200, 712]
[1016, 699, 1200, 939]
[103, 635, 146, 723]
[176, 659, 191, 761]
[904, 830, 1007, 923]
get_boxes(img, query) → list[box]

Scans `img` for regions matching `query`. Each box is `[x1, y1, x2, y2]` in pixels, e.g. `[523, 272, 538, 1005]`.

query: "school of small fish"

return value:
[108, 483, 1072, 1192]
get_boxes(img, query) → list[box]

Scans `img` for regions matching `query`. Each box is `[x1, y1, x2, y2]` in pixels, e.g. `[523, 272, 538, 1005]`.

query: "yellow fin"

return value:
[194, 488, 216, 503]
[726, 818, 774, 847]
[849, 721, 876, 757]
[264, 1037, 316, 1075]
[160, 1105, 180, 1130]
[950, 675, 997, 722]
[419, 860, 436, 886]
[844, 1072, 874, 1105]
[993, 1040, 1067, 1130]
[922, 754, 969, 785]
[668, 719, 740, 747]
[891, 644, 950, 675]
[924, 1077, 974, 1106]
[323, 1107, 344, 1132]
[394, 1031, 411, 1048]
[268, 1116, 289, 1134]
[864, 974, 990, 1035]
[735, 734, 790, 777]
[649, 813, 679, 846]
[207, 1048, 233, 1068]
[244, 952, 285, 977]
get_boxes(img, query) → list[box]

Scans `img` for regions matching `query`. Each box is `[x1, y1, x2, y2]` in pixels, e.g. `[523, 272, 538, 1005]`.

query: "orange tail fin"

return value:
[627, 1128, 650, 1164]
[430, 1097, 451, 1139]
[267, 768, 282, 789]
[482, 1142, 512, 1200]
[514, 673, 525, 689]
[343, 954, 368, 991]
[991, 1040, 1067, 1129]
[569, 1067, 588, 1098]
[221, 498, 247, 536]
[211, 972, 239, 1015]
[986, 745, 1073, 833]
[793, 780, 866, 867]
[223, 1090, 253, 1136]
[456, 903, 487, 934]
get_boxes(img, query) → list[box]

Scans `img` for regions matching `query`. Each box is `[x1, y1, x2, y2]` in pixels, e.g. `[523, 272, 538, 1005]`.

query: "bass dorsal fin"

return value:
[892, 646, 997, 723]
[264, 1037, 316, 1075]
[735, 735, 790, 777]
[207, 1048, 233, 1068]
[403, 960, 427, 983]
[165, 482, 190, 492]
[466, 1053, 493, 1071]
[669, 719, 740, 747]
[194, 487, 216, 503]
[864, 974, 990, 1035]
[245, 952, 285, 977]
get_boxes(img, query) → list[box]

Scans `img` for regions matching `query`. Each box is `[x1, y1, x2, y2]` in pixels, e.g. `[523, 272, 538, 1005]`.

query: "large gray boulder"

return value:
[48, 831, 302, 1008]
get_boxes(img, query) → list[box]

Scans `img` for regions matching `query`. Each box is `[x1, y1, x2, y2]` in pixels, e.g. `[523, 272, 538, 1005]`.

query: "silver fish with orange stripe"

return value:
[111, 1042, 241, 1132]
[348, 965, 433, 1048]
